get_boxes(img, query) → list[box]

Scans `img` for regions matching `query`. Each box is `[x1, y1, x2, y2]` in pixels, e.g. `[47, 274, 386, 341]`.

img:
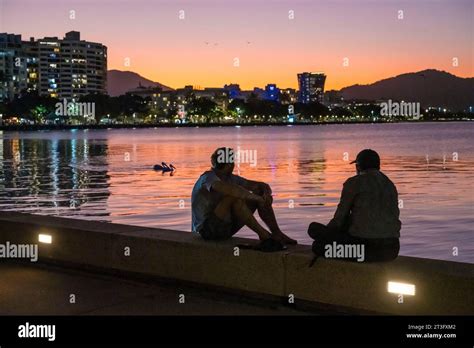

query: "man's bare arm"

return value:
[242, 179, 273, 204]
[242, 179, 271, 194]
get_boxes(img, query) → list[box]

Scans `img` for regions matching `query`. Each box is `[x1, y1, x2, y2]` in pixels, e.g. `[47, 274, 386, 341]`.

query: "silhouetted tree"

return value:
[5, 91, 58, 122]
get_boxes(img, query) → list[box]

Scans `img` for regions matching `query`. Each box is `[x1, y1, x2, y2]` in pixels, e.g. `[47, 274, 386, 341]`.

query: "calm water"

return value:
[0, 122, 473, 263]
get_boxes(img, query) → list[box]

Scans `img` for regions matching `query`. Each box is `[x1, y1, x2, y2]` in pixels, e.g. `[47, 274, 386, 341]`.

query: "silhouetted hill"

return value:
[339, 69, 473, 111]
[107, 70, 173, 97]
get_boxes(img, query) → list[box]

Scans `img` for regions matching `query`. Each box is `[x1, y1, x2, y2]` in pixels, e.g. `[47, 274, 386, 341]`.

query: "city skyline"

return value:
[1, 0, 472, 90]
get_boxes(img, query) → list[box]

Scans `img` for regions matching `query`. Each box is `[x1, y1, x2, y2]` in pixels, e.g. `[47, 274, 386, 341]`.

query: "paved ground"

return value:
[0, 262, 311, 315]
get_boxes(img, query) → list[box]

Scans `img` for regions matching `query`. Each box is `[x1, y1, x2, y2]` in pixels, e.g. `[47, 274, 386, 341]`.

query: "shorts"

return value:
[199, 213, 242, 241]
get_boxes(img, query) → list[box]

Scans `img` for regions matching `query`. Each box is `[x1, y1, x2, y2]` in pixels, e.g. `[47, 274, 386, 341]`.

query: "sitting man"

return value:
[192, 147, 297, 249]
[308, 149, 401, 262]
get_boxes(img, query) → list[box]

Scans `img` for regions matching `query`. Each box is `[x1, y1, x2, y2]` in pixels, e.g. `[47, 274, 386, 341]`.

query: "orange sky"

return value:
[2, 0, 473, 90]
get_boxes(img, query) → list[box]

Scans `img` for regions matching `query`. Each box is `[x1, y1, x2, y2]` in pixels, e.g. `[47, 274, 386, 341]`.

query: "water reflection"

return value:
[0, 123, 473, 263]
[0, 136, 110, 217]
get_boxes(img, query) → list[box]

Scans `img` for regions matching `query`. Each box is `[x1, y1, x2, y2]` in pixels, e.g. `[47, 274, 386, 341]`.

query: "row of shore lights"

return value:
[36, 233, 415, 296]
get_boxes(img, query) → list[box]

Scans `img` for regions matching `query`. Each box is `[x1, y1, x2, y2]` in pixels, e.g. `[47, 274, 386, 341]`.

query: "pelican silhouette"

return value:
[153, 162, 176, 172]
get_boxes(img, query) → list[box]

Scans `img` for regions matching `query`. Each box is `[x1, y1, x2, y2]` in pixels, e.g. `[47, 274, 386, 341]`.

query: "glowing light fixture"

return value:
[38, 234, 52, 244]
[387, 281, 415, 296]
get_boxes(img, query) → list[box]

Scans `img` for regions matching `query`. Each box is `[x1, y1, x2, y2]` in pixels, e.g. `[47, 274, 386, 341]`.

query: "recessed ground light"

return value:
[38, 234, 52, 244]
[387, 281, 415, 296]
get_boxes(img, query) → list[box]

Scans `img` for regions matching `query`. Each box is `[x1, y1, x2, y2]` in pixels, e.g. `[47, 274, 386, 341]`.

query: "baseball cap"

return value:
[350, 149, 380, 170]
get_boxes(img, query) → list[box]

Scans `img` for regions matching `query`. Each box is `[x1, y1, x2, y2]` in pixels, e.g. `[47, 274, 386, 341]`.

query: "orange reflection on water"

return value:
[0, 123, 473, 263]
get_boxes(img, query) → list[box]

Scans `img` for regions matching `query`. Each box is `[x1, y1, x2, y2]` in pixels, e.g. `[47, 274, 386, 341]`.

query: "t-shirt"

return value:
[191, 170, 248, 233]
[327, 169, 401, 239]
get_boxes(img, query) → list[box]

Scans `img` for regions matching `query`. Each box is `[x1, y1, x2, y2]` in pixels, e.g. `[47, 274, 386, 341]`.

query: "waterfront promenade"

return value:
[0, 211, 473, 315]
[0, 262, 308, 315]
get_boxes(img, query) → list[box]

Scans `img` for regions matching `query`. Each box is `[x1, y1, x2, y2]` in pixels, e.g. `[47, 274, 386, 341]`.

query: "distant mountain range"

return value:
[339, 69, 474, 111]
[107, 70, 173, 97]
[107, 69, 473, 111]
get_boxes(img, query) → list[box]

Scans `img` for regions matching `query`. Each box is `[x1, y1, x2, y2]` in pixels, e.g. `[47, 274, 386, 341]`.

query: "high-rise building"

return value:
[23, 38, 39, 94]
[0, 33, 28, 101]
[38, 31, 107, 99]
[0, 31, 107, 101]
[297, 72, 326, 104]
[36, 35, 61, 98]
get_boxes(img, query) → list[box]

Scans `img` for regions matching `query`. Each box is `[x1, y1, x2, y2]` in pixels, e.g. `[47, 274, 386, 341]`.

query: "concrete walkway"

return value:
[0, 262, 310, 316]
[2, 212, 473, 315]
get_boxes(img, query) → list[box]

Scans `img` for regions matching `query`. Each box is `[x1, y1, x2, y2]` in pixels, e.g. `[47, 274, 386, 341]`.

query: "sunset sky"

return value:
[1, 0, 472, 90]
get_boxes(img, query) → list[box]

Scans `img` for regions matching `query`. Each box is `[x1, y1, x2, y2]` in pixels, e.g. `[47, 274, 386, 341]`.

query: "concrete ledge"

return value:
[0, 211, 473, 315]
[285, 249, 474, 315]
[0, 212, 288, 298]
[108, 229, 287, 296]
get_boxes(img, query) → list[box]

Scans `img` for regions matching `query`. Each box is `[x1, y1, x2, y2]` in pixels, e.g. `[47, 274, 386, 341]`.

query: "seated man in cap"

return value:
[308, 149, 401, 262]
[192, 147, 297, 250]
